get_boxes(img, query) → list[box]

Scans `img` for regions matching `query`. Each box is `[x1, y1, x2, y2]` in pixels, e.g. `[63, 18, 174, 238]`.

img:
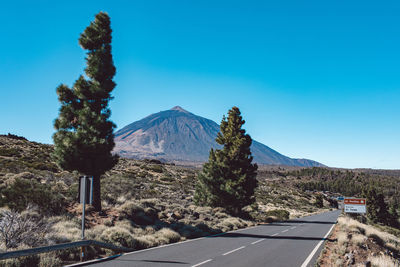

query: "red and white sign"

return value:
[344, 199, 366, 205]
[344, 198, 367, 214]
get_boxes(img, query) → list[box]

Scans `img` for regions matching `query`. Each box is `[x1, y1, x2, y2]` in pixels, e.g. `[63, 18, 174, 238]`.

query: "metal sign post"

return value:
[81, 177, 86, 240]
[79, 176, 93, 261]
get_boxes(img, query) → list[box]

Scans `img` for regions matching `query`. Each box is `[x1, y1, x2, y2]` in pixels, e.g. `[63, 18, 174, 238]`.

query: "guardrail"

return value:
[0, 240, 132, 261]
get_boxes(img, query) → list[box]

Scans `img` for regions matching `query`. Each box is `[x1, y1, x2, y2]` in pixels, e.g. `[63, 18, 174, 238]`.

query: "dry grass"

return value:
[368, 254, 399, 267]
[319, 216, 400, 266]
[338, 216, 400, 249]
[47, 220, 81, 243]
[351, 233, 367, 246]
[155, 228, 181, 244]
[100, 226, 135, 248]
[336, 232, 349, 247]
[85, 225, 108, 240]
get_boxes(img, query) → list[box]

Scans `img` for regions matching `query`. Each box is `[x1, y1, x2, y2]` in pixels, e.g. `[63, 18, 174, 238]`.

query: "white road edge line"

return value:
[222, 246, 246, 256]
[192, 259, 212, 267]
[281, 229, 288, 233]
[251, 238, 265, 245]
[300, 223, 336, 267]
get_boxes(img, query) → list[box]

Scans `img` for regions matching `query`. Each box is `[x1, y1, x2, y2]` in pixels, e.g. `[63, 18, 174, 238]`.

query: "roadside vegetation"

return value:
[318, 215, 400, 266]
[295, 167, 400, 228]
[0, 134, 330, 266]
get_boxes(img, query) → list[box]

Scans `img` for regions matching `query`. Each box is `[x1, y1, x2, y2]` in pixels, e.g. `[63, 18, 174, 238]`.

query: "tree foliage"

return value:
[194, 107, 258, 215]
[295, 167, 400, 228]
[314, 194, 324, 208]
[363, 187, 398, 227]
[53, 12, 118, 211]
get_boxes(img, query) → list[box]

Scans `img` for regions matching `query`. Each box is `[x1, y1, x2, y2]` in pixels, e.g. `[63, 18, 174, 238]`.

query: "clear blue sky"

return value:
[1, 0, 399, 169]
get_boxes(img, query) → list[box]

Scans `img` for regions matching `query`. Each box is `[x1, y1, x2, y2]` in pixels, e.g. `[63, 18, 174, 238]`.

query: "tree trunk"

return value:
[92, 174, 102, 212]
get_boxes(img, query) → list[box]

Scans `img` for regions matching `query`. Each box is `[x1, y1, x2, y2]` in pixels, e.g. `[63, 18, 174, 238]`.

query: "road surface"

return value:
[84, 210, 340, 267]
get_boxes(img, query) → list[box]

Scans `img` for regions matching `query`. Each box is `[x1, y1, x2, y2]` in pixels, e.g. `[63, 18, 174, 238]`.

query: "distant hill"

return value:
[114, 106, 324, 167]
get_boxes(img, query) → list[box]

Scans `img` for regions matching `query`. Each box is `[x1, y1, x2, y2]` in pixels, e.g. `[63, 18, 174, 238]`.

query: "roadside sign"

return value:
[344, 198, 366, 214]
[337, 196, 344, 201]
[344, 199, 366, 205]
[79, 176, 93, 204]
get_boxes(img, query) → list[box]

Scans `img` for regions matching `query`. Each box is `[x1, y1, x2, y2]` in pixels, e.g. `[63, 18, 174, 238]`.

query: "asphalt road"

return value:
[85, 210, 340, 267]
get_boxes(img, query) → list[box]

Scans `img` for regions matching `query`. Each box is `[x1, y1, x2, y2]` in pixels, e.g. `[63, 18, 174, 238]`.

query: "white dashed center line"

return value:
[222, 246, 246, 256]
[272, 233, 279, 236]
[290, 226, 296, 230]
[281, 229, 289, 233]
[251, 239, 265, 245]
[192, 259, 212, 267]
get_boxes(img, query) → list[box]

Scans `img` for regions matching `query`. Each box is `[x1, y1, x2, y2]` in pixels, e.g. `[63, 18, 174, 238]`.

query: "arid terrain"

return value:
[0, 134, 332, 266]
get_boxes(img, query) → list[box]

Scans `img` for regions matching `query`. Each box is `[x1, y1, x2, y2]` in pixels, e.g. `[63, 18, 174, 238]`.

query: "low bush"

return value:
[368, 255, 399, 267]
[351, 234, 366, 246]
[101, 175, 136, 205]
[336, 232, 349, 247]
[0, 178, 65, 214]
[136, 235, 157, 249]
[118, 201, 144, 218]
[1, 247, 40, 267]
[176, 224, 204, 239]
[160, 175, 175, 183]
[39, 252, 62, 267]
[47, 220, 80, 243]
[146, 164, 164, 173]
[0, 147, 21, 157]
[100, 227, 136, 248]
[155, 228, 180, 244]
[0, 209, 49, 249]
[264, 209, 290, 220]
[368, 233, 385, 246]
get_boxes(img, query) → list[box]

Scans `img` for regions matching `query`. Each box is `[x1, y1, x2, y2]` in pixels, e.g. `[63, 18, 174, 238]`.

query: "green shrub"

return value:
[118, 201, 156, 225]
[264, 209, 290, 220]
[0, 147, 21, 157]
[160, 175, 175, 183]
[314, 194, 324, 208]
[26, 161, 59, 172]
[155, 228, 181, 243]
[101, 175, 137, 205]
[39, 253, 62, 267]
[368, 233, 385, 246]
[0, 178, 65, 214]
[146, 164, 164, 173]
[118, 201, 144, 218]
[100, 227, 136, 248]
[1, 246, 40, 267]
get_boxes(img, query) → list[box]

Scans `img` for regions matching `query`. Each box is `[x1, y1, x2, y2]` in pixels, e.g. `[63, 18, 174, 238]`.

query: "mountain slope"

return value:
[114, 106, 324, 167]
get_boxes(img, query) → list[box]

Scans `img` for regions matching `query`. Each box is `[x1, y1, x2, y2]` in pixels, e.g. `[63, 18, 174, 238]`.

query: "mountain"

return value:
[114, 106, 324, 167]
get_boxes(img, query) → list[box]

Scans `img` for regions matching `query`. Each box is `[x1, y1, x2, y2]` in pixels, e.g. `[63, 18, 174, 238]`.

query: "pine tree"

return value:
[364, 187, 379, 223]
[364, 187, 391, 225]
[194, 107, 258, 215]
[53, 12, 118, 211]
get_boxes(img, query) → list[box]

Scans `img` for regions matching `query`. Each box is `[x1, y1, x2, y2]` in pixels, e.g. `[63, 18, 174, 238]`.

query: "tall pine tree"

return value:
[194, 107, 258, 215]
[53, 12, 118, 211]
